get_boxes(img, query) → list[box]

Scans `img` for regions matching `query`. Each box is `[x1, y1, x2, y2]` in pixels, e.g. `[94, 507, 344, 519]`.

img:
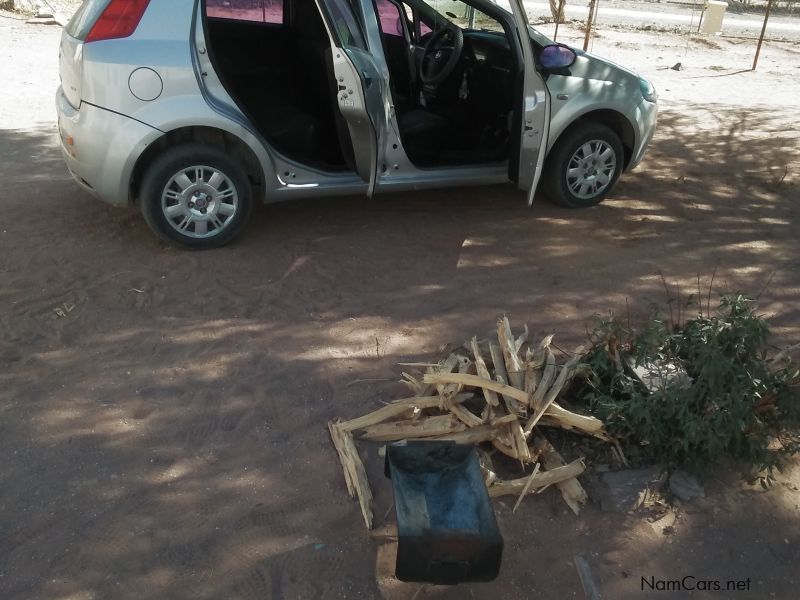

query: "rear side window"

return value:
[206, 0, 284, 24]
[66, 0, 112, 40]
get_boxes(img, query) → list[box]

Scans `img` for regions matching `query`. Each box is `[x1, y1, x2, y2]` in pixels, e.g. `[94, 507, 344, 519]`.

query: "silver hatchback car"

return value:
[57, 0, 657, 248]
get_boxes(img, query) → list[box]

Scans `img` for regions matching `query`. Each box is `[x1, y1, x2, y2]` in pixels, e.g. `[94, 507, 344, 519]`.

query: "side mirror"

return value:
[540, 44, 577, 70]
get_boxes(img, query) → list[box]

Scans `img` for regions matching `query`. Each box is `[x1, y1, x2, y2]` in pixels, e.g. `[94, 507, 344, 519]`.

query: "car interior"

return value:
[204, 0, 518, 172]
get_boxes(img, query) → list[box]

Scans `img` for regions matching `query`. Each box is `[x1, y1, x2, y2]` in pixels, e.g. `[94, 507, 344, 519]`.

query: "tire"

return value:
[140, 144, 252, 249]
[542, 123, 624, 208]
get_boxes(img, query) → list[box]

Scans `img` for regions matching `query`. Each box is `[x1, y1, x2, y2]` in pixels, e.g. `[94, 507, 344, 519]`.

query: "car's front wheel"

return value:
[542, 123, 624, 208]
[140, 144, 252, 248]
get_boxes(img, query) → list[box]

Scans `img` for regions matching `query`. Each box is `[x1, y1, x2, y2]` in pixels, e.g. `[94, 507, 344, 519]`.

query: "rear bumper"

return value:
[56, 86, 162, 206]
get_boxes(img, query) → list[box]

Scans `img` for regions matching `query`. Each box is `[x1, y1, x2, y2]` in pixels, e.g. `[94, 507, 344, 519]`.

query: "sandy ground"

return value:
[1, 10, 800, 600]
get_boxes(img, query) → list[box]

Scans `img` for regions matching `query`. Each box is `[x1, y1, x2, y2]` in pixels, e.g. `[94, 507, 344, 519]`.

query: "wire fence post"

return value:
[583, 0, 595, 51]
[752, 0, 774, 71]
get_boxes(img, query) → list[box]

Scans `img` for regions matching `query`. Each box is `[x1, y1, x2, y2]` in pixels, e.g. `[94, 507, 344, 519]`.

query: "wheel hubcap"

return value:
[161, 166, 238, 238]
[566, 140, 617, 200]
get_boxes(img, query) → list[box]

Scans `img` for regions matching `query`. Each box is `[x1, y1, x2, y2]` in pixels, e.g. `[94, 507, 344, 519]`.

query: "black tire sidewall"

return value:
[140, 144, 252, 249]
[542, 124, 624, 208]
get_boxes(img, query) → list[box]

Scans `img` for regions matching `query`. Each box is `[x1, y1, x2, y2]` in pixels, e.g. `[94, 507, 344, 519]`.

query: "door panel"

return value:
[506, 0, 550, 205]
[317, 0, 387, 197]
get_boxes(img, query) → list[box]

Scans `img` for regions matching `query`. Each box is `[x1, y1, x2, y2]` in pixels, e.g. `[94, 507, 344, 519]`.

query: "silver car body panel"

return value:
[56, 0, 657, 207]
[506, 0, 550, 205]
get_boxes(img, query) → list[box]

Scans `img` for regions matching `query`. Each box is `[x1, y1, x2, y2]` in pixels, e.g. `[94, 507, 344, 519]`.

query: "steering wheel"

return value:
[419, 26, 464, 88]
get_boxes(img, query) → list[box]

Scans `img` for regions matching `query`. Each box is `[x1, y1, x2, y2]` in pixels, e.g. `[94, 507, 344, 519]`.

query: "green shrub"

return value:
[584, 293, 799, 483]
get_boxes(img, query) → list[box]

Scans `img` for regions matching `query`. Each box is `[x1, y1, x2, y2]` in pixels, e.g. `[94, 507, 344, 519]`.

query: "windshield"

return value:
[417, 0, 553, 45]
[418, 0, 502, 33]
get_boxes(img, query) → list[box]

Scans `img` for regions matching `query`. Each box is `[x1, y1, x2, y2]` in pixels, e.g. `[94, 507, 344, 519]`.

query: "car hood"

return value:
[568, 49, 642, 86]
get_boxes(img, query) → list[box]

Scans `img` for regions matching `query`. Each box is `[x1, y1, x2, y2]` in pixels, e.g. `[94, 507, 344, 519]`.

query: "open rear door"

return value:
[317, 0, 387, 197]
[507, 0, 550, 206]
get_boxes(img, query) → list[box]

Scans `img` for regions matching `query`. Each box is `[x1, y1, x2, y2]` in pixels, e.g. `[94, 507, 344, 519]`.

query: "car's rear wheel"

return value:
[542, 123, 623, 208]
[140, 144, 252, 248]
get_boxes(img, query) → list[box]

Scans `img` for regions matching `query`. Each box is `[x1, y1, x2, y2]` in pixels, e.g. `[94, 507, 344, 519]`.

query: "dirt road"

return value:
[1, 12, 799, 600]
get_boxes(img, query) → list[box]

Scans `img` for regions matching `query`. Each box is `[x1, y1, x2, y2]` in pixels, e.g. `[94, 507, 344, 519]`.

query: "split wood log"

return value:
[535, 435, 588, 515]
[509, 417, 532, 464]
[436, 352, 472, 398]
[530, 347, 556, 411]
[339, 393, 473, 432]
[483, 402, 527, 460]
[400, 352, 462, 397]
[400, 372, 427, 396]
[422, 372, 611, 440]
[449, 402, 484, 428]
[524, 349, 585, 436]
[360, 414, 465, 442]
[432, 414, 518, 445]
[512, 462, 541, 513]
[470, 337, 500, 408]
[489, 342, 524, 415]
[423, 372, 530, 404]
[434, 422, 502, 444]
[525, 334, 554, 395]
[328, 421, 373, 529]
[540, 404, 611, 441]
[514, 324, 529, 353]
[498, 316, 524, 389]
[487, 458, 585, 497]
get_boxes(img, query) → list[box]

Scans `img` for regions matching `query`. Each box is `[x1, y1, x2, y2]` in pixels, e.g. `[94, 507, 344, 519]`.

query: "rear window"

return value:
[206, 0, 284, 24]
[66, 0, 112, 40]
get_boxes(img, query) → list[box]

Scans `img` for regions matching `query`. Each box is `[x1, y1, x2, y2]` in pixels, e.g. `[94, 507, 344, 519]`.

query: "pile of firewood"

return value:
[329, 317, 621, 529]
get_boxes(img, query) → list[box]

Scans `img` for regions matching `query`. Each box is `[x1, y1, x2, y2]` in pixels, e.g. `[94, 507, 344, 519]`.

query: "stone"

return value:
[625, 356, 692, 393]
[598, 467, 666, 512]
[669, 470, 705, 502]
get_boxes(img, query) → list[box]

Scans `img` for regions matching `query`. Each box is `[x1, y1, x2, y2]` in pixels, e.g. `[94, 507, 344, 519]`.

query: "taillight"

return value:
[85, 0, 150, 43]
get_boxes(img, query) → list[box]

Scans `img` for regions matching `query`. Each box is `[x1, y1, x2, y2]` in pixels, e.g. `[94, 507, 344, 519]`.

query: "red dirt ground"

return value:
[1, 11, 799, 600]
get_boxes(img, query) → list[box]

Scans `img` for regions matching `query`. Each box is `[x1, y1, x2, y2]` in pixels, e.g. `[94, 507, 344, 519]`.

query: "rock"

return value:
[598, 467, 666, 512]
[670, 62, 683, 71]
[625, 356, 691, 393]
[669, 470, 705, 502]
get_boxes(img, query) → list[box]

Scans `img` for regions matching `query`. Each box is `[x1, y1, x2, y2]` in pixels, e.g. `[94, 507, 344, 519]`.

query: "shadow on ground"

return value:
[0, 103, 798, 599]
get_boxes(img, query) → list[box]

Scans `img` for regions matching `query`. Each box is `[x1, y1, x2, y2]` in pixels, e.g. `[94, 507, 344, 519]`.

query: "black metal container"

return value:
[385, 441, 503, 584]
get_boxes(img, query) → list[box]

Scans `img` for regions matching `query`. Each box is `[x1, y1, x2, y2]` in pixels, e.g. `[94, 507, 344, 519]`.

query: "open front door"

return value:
[316, 0, 388, 197]
[507, 0, 550, 206]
